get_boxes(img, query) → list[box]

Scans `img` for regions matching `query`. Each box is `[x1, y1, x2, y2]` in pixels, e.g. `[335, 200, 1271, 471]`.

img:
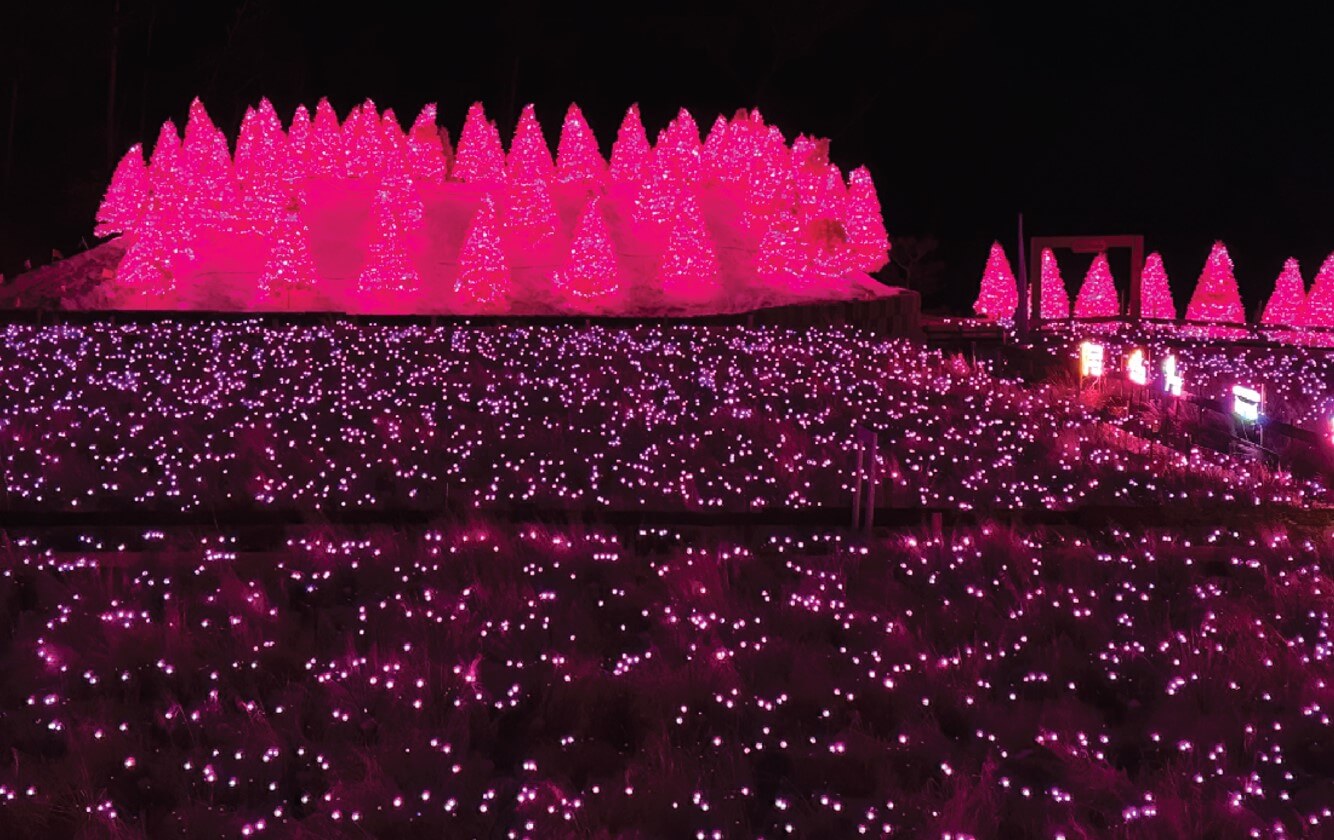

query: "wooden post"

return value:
[851, 434, 864, 529]
[864, 430, 878, 530]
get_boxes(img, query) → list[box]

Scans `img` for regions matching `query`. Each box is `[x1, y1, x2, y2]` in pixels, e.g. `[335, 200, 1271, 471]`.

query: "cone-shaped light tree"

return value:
[259, 206, 318, 300]
[234, 99, 290, 231]
[455, 194, 511, 306]
[148, 119, 183, 192]
[1038, 248, 1070, 319]
[285, 104, 313, 188]
[609, 104, 651, 184]
[181, 98, 240, 229]
[407, 104, 449, 185]
[658, 190, 720, 302]
[1260, 258, 1306, 328]
[755, 211, 812, 289]
[1074, 252, 1120, 319]
[1185, 241, 1246, 324]
[507, 104, 556, 183]
[96, 144, 149, 237]
[973, 241, 1018, 320]
[502, 179, 558, 245]
[309, 98, 344, 177]
[117, 199, 181, 296]
[843, 166, 889, 273]
[452, 102, 506, 184]
[555, 103, 606, 184]
[555, 196, 620, 302]
[345, 99, 385, 180]
[1139, 252, 1176, 320]
[357, 188, 419, 300]
[1300, 252, 1334, 329]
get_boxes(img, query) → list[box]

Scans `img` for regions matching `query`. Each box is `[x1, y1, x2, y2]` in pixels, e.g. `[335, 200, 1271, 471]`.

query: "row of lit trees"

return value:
[94, 98, 890, 308]
[974, 241, 1334, 329]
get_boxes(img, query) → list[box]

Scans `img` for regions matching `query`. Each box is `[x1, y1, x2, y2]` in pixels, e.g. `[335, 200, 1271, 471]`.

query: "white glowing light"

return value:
[1232, 385, 1262, 423]
[1127, 348, 1148, 386]
[1079, 342, 1104, 378]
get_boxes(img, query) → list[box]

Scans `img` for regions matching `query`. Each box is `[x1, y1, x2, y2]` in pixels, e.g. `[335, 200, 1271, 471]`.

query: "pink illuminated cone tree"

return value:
[234, 99, 290, 231]
[701, 114, 729, 181]
[181, 98, 241, 229]
[148, 119, 183, 193]
[755, 211, 813, 290]
[117, 198, 184, 297]
[357, 189, 419, 302]
[454, 193, 510, 306]
[407, 104, 449, 185]
[1300, 252, 1334, 330]
[259, 206, 318, 301]
[555, 103, 606, 184]
[95, 143, 149, 237]
[507, 104, 555, 183]
[1139, 251, 1176, 320]
[284, 104, 313, 188]
[1038, 247, 1070, 320]
[345, 100, 385, 180]
[1185, 241, 1246, 324]
[609, 104, 651, 185]
[1074, 252, 1120, 319]
[658, 191, 720, 302]
[843, 166, 889, 273]
[502, 179, 558, 246]
[1260, 258, 1306, 328]
[555, 196, 620, 303]
[973, 241, 1018, 320]
[309, 98, 344, 177]
[452, 102, 506, 184]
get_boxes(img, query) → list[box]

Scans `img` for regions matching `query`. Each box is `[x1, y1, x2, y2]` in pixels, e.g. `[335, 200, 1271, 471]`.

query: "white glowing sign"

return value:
[1079, 342, 1104, 378]
[1126, 348, 1148, 386]
[1162, 355, 1183, 396]
[1231, 385, 1262, 423]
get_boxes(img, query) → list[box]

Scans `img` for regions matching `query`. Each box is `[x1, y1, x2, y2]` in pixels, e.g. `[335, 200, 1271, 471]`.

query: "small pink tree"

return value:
[116, 198, 182, 297]
[285, 104, 313, 188]
[309, 98, 344, 177]
[507, 103, 555, 183]
[344, 99, 385, 180]
[658, 190, 720, 302]
[234, 99, 290, 231]
[555, 103, 606, 184]
[755, 211, 813, 290]
[973, 241, 1018, 320]
[1074, 252, 1120, 319]
[554, 196, 620, 303]
[357, 188, 419, 302]
[95, 143, 149, 237]
[502, 179, 558, 246]
[1185, 241, 1246, 324]
[259, 206, 318, 301]
[1038, 247, 1070, 319]
[181, 97, 241, 229]
[1300, 252, 1334, 330]
[1260, 258, 1306, 328]
[452, 102, 506, 184]
[1139, 251, 1176, 320]
[843, 166, 889, 273]
[455, 193, 511, 306]
[407, 104, 449, 185]
[609, 104, 651, 184]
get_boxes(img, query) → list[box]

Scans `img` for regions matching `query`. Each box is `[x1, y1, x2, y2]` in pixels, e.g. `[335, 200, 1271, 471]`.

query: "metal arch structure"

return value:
[1028, 235, 1144, 324]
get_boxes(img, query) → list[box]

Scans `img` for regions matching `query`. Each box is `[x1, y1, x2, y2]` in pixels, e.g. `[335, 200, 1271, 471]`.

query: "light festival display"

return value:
[1038, 247, 1070, 319]
[89, 98, 890, 314]
[1073, 252, 1120, 319]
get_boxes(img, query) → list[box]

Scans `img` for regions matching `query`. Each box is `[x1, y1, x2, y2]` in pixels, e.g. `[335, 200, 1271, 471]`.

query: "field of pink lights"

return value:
[1, 321, 1332, 838]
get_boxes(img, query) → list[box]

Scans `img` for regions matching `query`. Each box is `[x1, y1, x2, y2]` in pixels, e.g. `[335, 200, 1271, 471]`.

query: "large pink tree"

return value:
[973, 241, 1018, 320]
[1260, 258, 1306, 328]
[1185, 241, 1246, 324]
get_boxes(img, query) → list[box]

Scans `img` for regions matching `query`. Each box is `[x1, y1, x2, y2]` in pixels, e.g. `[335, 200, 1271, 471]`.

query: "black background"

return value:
[2, 2, 1331, 312]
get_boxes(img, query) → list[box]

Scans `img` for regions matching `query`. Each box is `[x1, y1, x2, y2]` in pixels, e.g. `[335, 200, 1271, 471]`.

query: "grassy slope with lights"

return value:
[0, 323, 1332, 838]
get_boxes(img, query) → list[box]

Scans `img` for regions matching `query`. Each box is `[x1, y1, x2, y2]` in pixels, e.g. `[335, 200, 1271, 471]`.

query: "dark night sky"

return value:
[1, 1, 1331, 312]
